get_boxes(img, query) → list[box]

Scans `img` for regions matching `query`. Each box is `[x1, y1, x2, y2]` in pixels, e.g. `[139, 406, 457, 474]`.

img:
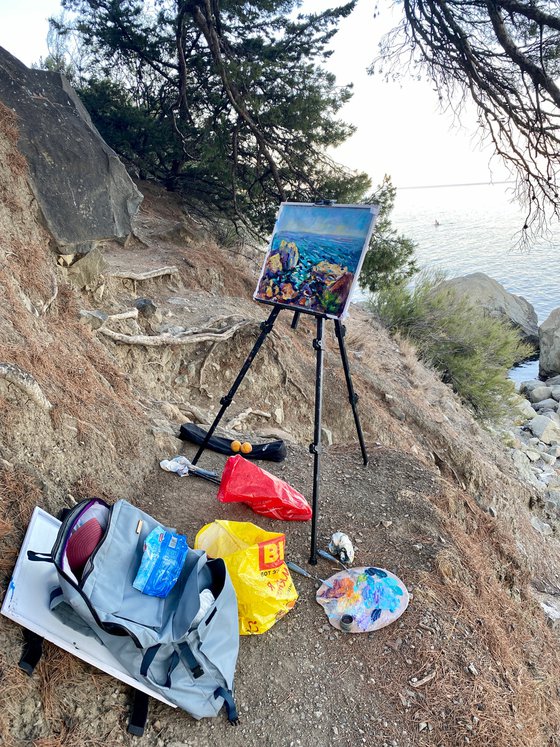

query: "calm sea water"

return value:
[273, 230, 363, 271]
[354, 183, 560, 384]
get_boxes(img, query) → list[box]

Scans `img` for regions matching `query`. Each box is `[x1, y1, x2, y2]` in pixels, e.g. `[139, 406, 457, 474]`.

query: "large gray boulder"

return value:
[439, 272, 538, 347]
[539, 308, 560, 378]
[0, 47, 142, 254]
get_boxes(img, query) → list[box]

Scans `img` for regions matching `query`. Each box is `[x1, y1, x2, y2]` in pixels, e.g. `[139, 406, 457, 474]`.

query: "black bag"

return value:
[179, 423, 287, 462]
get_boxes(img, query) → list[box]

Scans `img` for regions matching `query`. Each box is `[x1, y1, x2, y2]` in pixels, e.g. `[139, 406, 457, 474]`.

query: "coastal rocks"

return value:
[528, 385, 552, 403]
[527, 416, 560, 444]
[257, 245, 354, 317]
[439, 272, 538, 347]
[0, 46, 142, 255]
[514, 397, 537, 421]
[508, 376, 560, 526]
[539, 308, 560, 378]
[278, 239, 299, 270]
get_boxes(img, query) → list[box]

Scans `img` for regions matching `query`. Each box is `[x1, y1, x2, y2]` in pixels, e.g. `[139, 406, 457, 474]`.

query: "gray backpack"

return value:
[30, 498, 239, 728]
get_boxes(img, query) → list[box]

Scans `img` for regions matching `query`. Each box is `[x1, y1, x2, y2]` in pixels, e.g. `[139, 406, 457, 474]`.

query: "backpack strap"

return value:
[18, 628, 44, 675]
[214, 686, 239, 724]
[26, 551, 53, 563]
[177, 642, 204, 679]
[127, 689, 150, 737]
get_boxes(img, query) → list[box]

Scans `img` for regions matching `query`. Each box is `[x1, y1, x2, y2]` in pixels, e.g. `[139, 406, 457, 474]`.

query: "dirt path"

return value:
[134, 441, 442, 747]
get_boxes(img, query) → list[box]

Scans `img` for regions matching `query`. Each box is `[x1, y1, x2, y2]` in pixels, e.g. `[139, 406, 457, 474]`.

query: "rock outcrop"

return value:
[0, 46, 142, 255]
[539, 307, 560, 378]
[439, 271, 539, 347]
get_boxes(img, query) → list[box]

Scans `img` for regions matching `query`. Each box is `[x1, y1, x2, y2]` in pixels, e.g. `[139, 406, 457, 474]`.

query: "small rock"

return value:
[67, 246, 107, 289]
[79, 309, 108, 329]
[519, 379, 542, 395]
[528, 415, 560, 445]
[534, 398, 558, 411]
[525, 449, 541, 462]
[514, 398, 537, 420]
[134, 297, 158, 317]
[386, 637, 403, 651]
[321, 426, 333, 446]
[550, 386, 560, 402]
[57, 253, 75, 267]
[529, 386, 553, 403]
[530, 516, 553, 536]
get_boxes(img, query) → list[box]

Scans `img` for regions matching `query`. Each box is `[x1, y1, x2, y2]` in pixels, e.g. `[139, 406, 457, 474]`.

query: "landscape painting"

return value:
[254, 202, 379, 319]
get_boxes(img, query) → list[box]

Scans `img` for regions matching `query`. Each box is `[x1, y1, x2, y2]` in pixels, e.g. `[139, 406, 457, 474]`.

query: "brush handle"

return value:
[286, 561, 312, 578]
[287, 561, 333, 588]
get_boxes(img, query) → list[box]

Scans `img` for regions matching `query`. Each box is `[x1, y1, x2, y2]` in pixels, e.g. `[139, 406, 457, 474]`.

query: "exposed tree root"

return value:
[97, 316, 255, 347]
[108, 266, 179, 281]
[0, 362, 52, 411]
[225, 407, 271, 430]
[41, 273, 58, 315]
[106, 308, 139, 322]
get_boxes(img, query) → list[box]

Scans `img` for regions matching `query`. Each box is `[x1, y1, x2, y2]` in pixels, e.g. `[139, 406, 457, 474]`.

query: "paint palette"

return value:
[316, 566, 409, 633]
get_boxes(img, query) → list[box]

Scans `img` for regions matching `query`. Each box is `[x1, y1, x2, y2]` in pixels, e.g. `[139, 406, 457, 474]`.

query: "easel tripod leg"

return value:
[334, 320, 368, 466]
[191, 306, 281, 464]
[309, 315, 325, 566]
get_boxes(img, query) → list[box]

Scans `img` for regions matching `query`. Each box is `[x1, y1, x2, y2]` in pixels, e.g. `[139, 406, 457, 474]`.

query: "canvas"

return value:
[254, 202, 379, 319]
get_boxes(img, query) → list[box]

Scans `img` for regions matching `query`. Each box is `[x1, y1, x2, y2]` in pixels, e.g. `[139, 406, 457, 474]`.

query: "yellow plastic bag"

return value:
[194, 520, 298, 635]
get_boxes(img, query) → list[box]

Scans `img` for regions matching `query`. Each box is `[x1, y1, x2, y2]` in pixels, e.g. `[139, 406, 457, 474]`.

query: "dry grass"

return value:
[0, 467, 125, 747]
[399, 488, 560, 747]
[0, 98, 141, 455]
[0, 102, 19, 144]
[0, 467, 43, 585]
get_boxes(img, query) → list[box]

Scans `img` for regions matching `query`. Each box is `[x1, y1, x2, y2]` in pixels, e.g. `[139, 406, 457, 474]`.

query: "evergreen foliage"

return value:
[370, 271, 534, 420]
[50, 0, 371, 232]
[359, 175, 417, 294]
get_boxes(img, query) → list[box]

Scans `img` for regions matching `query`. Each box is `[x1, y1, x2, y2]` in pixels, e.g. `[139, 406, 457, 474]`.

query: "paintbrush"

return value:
[317, 548, 348, 570]
[286, 561, 333, 589]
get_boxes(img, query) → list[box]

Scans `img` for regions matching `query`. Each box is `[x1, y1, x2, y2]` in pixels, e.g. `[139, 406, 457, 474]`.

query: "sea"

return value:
[354, 183, 560, 385]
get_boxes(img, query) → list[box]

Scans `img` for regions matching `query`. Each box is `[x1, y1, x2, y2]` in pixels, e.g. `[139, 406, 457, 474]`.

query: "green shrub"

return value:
[370, 271, 535, 420]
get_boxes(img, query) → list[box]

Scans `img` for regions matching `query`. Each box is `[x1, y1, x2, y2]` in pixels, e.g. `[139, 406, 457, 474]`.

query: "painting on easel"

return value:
[254, 202, 379, 319]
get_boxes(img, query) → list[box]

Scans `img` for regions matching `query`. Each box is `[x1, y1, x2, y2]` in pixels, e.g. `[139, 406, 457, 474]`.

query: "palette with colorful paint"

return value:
[315, 566, 409, 633]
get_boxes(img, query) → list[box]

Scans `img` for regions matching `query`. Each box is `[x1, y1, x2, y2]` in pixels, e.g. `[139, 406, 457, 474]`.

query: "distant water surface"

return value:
[354, 184, 560, 384]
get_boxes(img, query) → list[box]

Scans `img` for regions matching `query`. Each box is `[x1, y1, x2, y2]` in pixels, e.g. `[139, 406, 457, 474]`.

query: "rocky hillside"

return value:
[0, 66, 559, 747]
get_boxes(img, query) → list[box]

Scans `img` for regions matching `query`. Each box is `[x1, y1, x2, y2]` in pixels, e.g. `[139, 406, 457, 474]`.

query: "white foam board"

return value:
[1, 506, 175, 707]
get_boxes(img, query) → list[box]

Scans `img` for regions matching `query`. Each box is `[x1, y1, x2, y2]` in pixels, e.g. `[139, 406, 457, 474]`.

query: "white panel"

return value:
[1, 507, 175, 708]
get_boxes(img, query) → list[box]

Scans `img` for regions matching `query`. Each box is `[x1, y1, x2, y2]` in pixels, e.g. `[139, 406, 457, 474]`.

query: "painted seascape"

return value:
[254, 203, 377, 318]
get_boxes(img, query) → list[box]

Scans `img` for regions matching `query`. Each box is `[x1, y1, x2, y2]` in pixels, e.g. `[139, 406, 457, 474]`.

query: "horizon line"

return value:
[396, 180, 516, 190]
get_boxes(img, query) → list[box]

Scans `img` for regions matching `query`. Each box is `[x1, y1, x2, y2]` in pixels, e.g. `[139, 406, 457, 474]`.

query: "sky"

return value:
[0, 0, 507, 191]
[278, 204, 377, 238]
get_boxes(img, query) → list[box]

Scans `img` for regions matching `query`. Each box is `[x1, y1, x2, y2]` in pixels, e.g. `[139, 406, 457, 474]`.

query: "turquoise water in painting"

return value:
[272, 230, 365, 274]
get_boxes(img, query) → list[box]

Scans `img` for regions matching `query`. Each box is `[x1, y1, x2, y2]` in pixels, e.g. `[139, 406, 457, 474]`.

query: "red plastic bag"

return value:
[217, 455, 312, 521]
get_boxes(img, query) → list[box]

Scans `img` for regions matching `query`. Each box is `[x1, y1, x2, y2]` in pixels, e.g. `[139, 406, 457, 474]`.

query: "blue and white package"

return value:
[133, 526, 188, 597]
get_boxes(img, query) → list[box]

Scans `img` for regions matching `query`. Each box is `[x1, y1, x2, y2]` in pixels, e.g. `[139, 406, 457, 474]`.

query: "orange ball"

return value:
[240, 442, 252, 454]
[231, 440, 241, 453]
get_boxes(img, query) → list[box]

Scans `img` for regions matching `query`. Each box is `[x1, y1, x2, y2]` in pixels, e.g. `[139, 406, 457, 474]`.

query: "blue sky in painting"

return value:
[276, 204, 376, 239]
